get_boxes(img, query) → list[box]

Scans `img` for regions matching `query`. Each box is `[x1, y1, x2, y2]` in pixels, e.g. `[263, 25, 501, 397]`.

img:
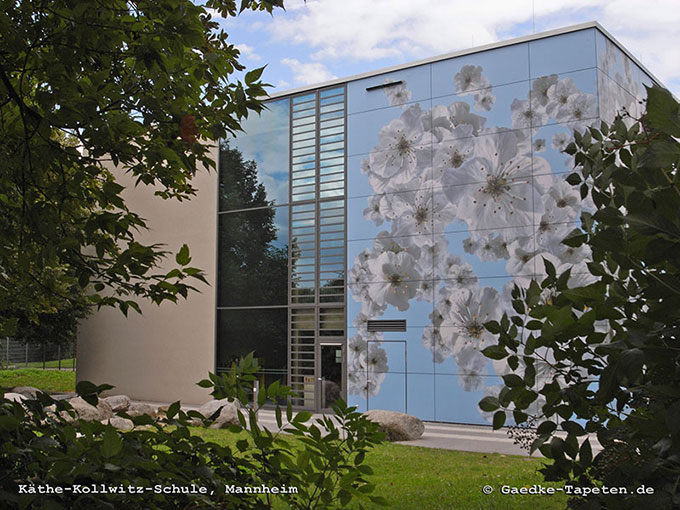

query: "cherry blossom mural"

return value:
[345, 30, 652, 423]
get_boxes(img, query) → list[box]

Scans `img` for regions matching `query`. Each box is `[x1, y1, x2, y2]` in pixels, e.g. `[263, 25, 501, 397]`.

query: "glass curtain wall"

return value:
[216, 99, 291, 389]
[217, 86, 347, 409]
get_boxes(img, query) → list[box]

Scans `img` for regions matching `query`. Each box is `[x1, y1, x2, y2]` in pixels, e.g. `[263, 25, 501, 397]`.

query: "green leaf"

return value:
[175, 244, 191, 265]
[646, 85, 680, 136]
[244, 66, 265, 84]
[481, 345, 508, 360]
[502, 374, 525, 387]
[292, 411, 312, 423]
[166, 401, 180, 419]
[537, 420, 557, 436]
[579, 438, 593, 465]
[492, 411, 506, 430]
[478, 396, 500, 412]
[100, 427, 122, 458]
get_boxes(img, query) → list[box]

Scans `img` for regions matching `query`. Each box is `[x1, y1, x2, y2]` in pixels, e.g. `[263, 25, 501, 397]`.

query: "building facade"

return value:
[79, 22, 660, 424]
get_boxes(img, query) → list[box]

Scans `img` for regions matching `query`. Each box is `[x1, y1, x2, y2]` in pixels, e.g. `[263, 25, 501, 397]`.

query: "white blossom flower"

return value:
[368, 104, 433, 187]
[437, 254, 478, 286]
[535, 203, 573, 249]
[348, 370, 386, 398]
[531, 74, 559, 107]
[552, 131, 572, 152]
[373, 230, 422, 259]
[366, 251, 420, 311]
[427, 102, 486, 140]
[533, 138, 547, 152]
[439, 287, 501, 369]
[417, 235, 448, 276]
[384, 80, 412, 107]
[463, 232, 512, 262]
[474, 88, 495, 111]
[546, 78, 580, 117]
[421, 323, 453, 363]
[511, 97, 547, 129]
[363, 193, 395, 226]
[391, 187, 456, 238]
[506, 239, 541, 276]
[459, 369, 485, 391]
[546, 179, 581, 219]
[414, 276, 435, 302]
[454, 65, 491, 95]
[443, 130, 540, 230]
[432, 125, 476, 183]
[562, 93, 598, 128]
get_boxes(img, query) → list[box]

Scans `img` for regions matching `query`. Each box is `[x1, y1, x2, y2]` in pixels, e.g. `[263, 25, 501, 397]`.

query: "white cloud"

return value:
[265, 0, 679, 93]
[235, 43, 262, 61]
[281, 58, 337, 85]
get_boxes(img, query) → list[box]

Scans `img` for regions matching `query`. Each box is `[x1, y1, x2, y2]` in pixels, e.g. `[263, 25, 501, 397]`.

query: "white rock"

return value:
[4, 392, 27, 403]
[364, 409, 425, 441]
[105, 417, 134, 431]
[12, 386, 40, 398]
[68, 396, 113, 421]
[103, 395, 131, 413]
[126, 403, 157, 418]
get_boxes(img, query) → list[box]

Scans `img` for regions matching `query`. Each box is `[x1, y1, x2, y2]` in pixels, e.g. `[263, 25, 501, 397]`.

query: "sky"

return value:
[211, 0, 680, 97]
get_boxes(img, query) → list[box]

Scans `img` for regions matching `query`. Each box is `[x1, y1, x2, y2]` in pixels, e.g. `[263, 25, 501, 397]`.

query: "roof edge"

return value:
[265, 21, 663, 100]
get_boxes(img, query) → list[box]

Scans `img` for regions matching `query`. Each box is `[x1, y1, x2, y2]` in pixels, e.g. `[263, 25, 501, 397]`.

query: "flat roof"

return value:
[267, 21, 662, 100]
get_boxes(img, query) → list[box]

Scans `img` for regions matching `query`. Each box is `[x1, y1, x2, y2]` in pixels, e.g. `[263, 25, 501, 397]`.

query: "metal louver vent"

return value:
[367, 320, 407, 332]
[366, 80, 404, 91]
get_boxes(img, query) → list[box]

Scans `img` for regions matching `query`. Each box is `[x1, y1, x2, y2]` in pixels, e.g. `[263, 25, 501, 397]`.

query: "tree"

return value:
[0, 0, 283, 336]
[479, 85, 680, 509]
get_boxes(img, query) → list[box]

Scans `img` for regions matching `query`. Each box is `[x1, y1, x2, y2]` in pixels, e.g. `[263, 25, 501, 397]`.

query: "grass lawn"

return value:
[192, 427, 567, 510]
[0, 368, 76, 392]
[19, 358, 77, 369]
[0, 371, 566, 508]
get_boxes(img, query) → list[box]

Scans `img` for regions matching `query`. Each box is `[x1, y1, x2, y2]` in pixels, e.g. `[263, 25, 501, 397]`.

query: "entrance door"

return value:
[318, 343, 345, 411]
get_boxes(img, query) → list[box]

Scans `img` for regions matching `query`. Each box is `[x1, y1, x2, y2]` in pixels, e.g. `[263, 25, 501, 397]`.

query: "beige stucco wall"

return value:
[77, 145, 218, 404]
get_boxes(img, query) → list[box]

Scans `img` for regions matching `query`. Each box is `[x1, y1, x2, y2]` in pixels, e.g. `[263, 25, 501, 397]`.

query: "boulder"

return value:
[12, 386, 40, 398]
[364, 410, 425, 441]
[209, 404, 241, 429]
[197, 398, 241, 429]
[197, 398, 238, 419]
[155, 405, 170, 419]
[4, 392, 27, 403]
[103, 395, 131, 413]
[68, 396, 114, 422]
[126, 402, 157, 418]
[105, 417, 134, 431]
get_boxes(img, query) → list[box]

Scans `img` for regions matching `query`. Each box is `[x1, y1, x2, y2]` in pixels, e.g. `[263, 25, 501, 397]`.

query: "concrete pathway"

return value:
[130, 400, 601, 458]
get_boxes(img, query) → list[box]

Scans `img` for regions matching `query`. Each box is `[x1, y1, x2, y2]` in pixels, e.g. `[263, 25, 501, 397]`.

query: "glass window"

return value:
[220, 99, 290, 211]
[217, 206, 289, 307]
[216, 308, 288, 375]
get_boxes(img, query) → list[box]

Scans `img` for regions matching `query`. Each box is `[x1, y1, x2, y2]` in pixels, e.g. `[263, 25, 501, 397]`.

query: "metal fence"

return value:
[1, 338, 76, 370]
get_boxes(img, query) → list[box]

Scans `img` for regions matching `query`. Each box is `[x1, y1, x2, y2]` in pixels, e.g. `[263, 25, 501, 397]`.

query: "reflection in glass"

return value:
[216, 308, 287, 386]
[220, 99, 290, 210]
[217, 206, 288, 307]
[321, 344, 343, 408]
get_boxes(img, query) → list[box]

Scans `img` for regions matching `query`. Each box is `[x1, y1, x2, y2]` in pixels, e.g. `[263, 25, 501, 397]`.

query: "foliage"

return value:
[0, 369, 75, 392]
[200, 352, 387, 509]
[0, 0, 283, 336]
[193, 428, 568, 510]
[479, 85, 680, 509]
[1, 355, 384, 509]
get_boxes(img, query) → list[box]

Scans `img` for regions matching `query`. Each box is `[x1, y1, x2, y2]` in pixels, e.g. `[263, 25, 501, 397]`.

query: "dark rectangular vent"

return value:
[367, 320, 406, 332]
[366, 80, 404, 92]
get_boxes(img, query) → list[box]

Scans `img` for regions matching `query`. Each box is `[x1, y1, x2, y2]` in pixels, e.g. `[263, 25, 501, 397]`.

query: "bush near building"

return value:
[480, 85, 680, 509]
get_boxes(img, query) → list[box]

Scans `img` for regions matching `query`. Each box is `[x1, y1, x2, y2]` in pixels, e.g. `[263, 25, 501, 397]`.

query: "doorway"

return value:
[317, 343, 345, 411]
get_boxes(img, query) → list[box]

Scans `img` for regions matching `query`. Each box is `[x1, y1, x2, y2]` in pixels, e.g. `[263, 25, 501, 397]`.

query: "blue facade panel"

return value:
[344, 26, 656, 425]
